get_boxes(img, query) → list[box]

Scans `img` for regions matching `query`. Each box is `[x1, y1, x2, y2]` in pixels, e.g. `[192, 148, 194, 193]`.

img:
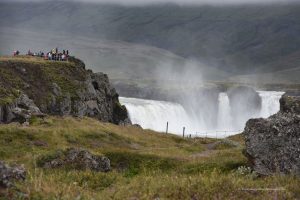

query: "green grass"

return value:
[0, 117, 299, 199]
[0, 56, 86, 107]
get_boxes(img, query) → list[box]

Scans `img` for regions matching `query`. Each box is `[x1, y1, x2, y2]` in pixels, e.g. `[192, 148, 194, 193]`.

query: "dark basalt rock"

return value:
[279, 94, 300, 114]
[0, 57, 130, 125]
[244, 94, 300, 176]
[0, 161, 26, 188]
[38, 148, 111, 172]
[46, 62, 131, 125]
[0, 93, 45, 124]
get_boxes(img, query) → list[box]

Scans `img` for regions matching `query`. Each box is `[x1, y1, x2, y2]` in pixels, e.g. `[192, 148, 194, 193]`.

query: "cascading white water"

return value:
[258, 91, 285, 118]
[119, 97, 202, 134]
[217, 93, 232, 131]
[120, 91, 284, 137]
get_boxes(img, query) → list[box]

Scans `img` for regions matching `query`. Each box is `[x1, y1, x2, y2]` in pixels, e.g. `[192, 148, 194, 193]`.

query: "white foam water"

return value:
[120, 91, 284, 138]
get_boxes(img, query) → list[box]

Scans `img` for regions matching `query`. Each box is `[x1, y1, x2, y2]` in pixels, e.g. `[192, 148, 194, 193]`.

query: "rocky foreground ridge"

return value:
[244, 93, 300, 176]
[0, 56, 130, 125]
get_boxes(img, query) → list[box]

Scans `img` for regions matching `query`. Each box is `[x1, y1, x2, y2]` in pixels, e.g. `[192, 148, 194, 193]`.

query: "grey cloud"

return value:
[1, 0, 299, 5]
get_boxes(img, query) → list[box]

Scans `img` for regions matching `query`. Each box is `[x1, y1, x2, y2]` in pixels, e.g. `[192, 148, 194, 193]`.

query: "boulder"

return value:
[39, 148, 111, 172]
[0, 161, 26, 188]
[244, 94, 300, 176]
[0, 93, 45, 123]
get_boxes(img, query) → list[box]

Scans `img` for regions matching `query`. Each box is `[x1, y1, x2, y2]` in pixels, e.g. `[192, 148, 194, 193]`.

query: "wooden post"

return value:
[166, 122, 169, 134]
[182, 127, 185, 138]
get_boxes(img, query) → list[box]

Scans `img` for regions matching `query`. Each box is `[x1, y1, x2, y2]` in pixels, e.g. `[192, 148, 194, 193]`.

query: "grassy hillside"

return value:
[0, 56, 86, 107]
[0, 116, 299, 199]
[0, 2, 300, 76]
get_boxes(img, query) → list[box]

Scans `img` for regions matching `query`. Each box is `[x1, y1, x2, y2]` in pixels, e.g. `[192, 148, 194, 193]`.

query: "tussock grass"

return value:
[0, 117, 299, 199]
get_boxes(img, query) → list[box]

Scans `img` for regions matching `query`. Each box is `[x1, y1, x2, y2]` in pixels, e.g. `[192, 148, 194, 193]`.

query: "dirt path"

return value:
[189, 141, 221, 158]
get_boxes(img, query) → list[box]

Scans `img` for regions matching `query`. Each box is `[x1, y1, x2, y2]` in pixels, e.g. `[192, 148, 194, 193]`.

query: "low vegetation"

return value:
[0, 116, 299, 199]
[0, 56, 86, 107]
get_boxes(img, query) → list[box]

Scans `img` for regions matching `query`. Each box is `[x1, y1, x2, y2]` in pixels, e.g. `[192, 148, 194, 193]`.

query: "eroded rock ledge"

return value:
[244, 94, 300, 176]
[0, 57, 131, 125]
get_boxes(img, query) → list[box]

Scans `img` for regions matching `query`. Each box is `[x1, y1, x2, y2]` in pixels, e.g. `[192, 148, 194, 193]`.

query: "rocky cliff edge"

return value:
[0, 56, 131, 125]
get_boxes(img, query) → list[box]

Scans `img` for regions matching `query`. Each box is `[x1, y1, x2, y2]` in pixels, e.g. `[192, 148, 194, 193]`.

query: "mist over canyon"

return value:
[120, 88, 284, 137]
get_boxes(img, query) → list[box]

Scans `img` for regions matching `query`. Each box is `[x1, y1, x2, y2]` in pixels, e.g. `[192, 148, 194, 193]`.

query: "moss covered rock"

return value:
[0, 56, 130, 125]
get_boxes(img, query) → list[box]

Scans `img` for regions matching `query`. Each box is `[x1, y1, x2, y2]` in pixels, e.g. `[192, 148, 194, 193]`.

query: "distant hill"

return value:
[0, 27, 229, 82]
[0, 1, 300, 80]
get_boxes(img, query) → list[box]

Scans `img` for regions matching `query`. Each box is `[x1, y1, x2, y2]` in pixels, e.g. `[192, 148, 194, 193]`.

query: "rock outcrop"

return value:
[38, 148, 111, 172]
[0, 56, 130, 125]
[48, 72, 130, 124]
[244, 94, 300, 176]
[0, 161, 26, 188]
[0, 93, 45, 123]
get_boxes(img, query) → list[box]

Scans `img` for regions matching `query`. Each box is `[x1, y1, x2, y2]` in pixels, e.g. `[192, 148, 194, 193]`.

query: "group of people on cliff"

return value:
[45, 48, 69, 61]
[28, 48, 70, 61]
[13, 48, 70, 61]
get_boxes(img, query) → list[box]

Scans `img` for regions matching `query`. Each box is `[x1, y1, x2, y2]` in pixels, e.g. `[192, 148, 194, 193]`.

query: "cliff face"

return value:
[0, 56, 131, 125]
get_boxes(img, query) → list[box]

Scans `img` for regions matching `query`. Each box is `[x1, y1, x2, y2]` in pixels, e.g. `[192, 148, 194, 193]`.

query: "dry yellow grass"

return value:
[0, 117, 299, 200]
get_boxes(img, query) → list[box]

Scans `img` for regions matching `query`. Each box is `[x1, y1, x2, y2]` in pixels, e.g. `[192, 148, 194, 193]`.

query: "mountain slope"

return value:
[0, 2, 300, 75]
[0, 27, 230, 82]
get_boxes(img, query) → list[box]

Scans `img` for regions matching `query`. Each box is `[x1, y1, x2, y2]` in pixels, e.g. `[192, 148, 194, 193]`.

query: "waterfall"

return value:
[120, 91, 284, 137]
[217, 93, 232, 130]
[258, 91, 285, 118]
[119, 97, 202, 134]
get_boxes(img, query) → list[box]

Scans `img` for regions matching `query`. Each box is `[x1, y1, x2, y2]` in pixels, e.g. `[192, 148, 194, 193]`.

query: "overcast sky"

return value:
[1, 0, 299, 5]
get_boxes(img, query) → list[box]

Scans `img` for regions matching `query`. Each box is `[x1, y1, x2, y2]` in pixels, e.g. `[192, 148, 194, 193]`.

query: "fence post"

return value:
[166, 121, 168, 134]
[182, 127, 185, 138]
